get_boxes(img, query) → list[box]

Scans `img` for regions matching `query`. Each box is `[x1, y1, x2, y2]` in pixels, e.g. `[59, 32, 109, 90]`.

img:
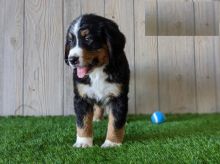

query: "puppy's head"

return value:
[65, 14, 125, 78]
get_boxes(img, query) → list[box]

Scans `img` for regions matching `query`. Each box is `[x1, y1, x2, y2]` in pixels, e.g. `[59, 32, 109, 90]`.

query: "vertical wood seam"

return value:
[213, 2, 216, 35]
[213, 37, 218, 112]
[193, 0, 196, 36]
[22, 0, 26, 115]
[192, 0, 198, 113]
[104, 0, 105, 17]
[80, 0, 82, 15]
[213, 0, 218, 111]
[62, 0, 64, 115]
[213, 1, 218, 112]
[133, 0, 136, 114]
[156, 0, 160, 111]
[1, 0, 6, 115]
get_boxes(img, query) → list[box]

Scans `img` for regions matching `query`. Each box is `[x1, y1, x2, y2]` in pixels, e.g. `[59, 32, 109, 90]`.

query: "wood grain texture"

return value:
[81, 0, 104, 15]
[63, 0, 81, 115]
[24, 0, 63, 115]
[194, 2, 217, 113]
[158, 37, 196, 113]
[158, 0, 196, 113]
[105, 0, 135, 113]
[214, 1, 220, 35]
[0, 0, 24, 115]
[195, 37, 216, 113]
[135, 0, 159, 114]
[0, 0, 4, 115]
[145, 0, 158, 36]
[194, 1, 215, 36]
[157, 0, 194, 36]
[214, 2, 220, 112]
[214, 37, 220, 112]
[1, 0, 220, 116]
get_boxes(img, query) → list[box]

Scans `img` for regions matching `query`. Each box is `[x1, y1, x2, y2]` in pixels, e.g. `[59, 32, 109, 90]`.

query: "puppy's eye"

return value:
[85, 36, 93, 42]
[85, 36, 89, 41]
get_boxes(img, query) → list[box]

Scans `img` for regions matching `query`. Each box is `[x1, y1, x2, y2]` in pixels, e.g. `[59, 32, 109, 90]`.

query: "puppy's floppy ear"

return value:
[103, 20, 126, 58]
[64, 33, 72, 65]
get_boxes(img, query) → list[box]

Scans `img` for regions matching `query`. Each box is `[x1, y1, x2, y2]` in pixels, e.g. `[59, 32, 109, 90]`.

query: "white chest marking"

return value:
[77, 67, 121, 101]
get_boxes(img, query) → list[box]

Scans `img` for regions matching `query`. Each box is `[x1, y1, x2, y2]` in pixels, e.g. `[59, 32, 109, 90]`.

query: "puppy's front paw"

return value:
[73, 136, 93, 148]
[101, 140, 121, 148]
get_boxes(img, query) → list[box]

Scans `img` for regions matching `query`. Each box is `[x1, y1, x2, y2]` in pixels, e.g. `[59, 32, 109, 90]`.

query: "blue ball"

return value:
[151, 111, 166, 124]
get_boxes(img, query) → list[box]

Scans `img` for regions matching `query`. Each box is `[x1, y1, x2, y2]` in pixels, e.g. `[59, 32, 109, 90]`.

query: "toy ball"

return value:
[151, 111, 166, 124]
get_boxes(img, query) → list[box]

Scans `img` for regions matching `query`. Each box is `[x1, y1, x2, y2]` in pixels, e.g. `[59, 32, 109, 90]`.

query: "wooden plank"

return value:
[215, 1, 220, 112]
[158, 0, 196, 113]
[214, 1, 220, 35]
[158, 0, 194, 36]
[195, 37, 216, 113]
[0, 0, 24, 115]
[63, 0, 81, 115]
[145, 0, 158, 36]
[194, 1, 217, 113]
[0, 0, 4, 115]
[134, 0, 159, 114]
[105, 0, 135, 114]
[81, 0, 104, 15]
[194, 1, 215, 36]
[214, 37, 220, 112]
[24, 0, 63, 115]
[158, 37, 196, 113]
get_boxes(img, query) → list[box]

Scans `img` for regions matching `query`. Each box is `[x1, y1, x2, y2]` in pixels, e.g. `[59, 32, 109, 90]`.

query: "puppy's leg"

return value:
[73, 96, 93, 148]
[93, 104, 104, 122]
[101, 96, 128, 148]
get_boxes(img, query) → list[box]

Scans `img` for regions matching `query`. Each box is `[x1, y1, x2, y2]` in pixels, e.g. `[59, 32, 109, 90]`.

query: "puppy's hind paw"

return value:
[93, 117, 102, 122]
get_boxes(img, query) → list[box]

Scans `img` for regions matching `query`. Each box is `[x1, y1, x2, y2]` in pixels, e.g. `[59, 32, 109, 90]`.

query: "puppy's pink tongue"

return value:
[77, 67, 89, 78]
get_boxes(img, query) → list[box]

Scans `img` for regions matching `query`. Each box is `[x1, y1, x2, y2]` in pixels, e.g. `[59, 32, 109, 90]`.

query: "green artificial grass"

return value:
[0, 114, 220, 163]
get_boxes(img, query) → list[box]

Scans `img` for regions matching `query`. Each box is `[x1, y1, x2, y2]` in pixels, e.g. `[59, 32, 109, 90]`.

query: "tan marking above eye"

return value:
[80, 29, 89, 37]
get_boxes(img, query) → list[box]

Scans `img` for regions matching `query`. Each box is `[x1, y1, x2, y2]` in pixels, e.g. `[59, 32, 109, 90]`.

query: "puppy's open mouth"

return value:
[76, 67, 91, 78]
[76, 57, 100, 78]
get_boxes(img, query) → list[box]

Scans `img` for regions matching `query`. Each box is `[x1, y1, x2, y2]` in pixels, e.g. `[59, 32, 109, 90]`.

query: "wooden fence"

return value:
[0, 0, 220, 115]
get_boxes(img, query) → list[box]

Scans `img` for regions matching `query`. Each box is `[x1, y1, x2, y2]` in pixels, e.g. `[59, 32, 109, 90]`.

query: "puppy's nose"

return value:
[68, 56, 79, 65]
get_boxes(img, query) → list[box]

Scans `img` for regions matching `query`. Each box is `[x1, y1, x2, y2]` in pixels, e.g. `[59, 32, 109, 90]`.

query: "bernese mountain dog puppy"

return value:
[64, 14, 130, 148]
